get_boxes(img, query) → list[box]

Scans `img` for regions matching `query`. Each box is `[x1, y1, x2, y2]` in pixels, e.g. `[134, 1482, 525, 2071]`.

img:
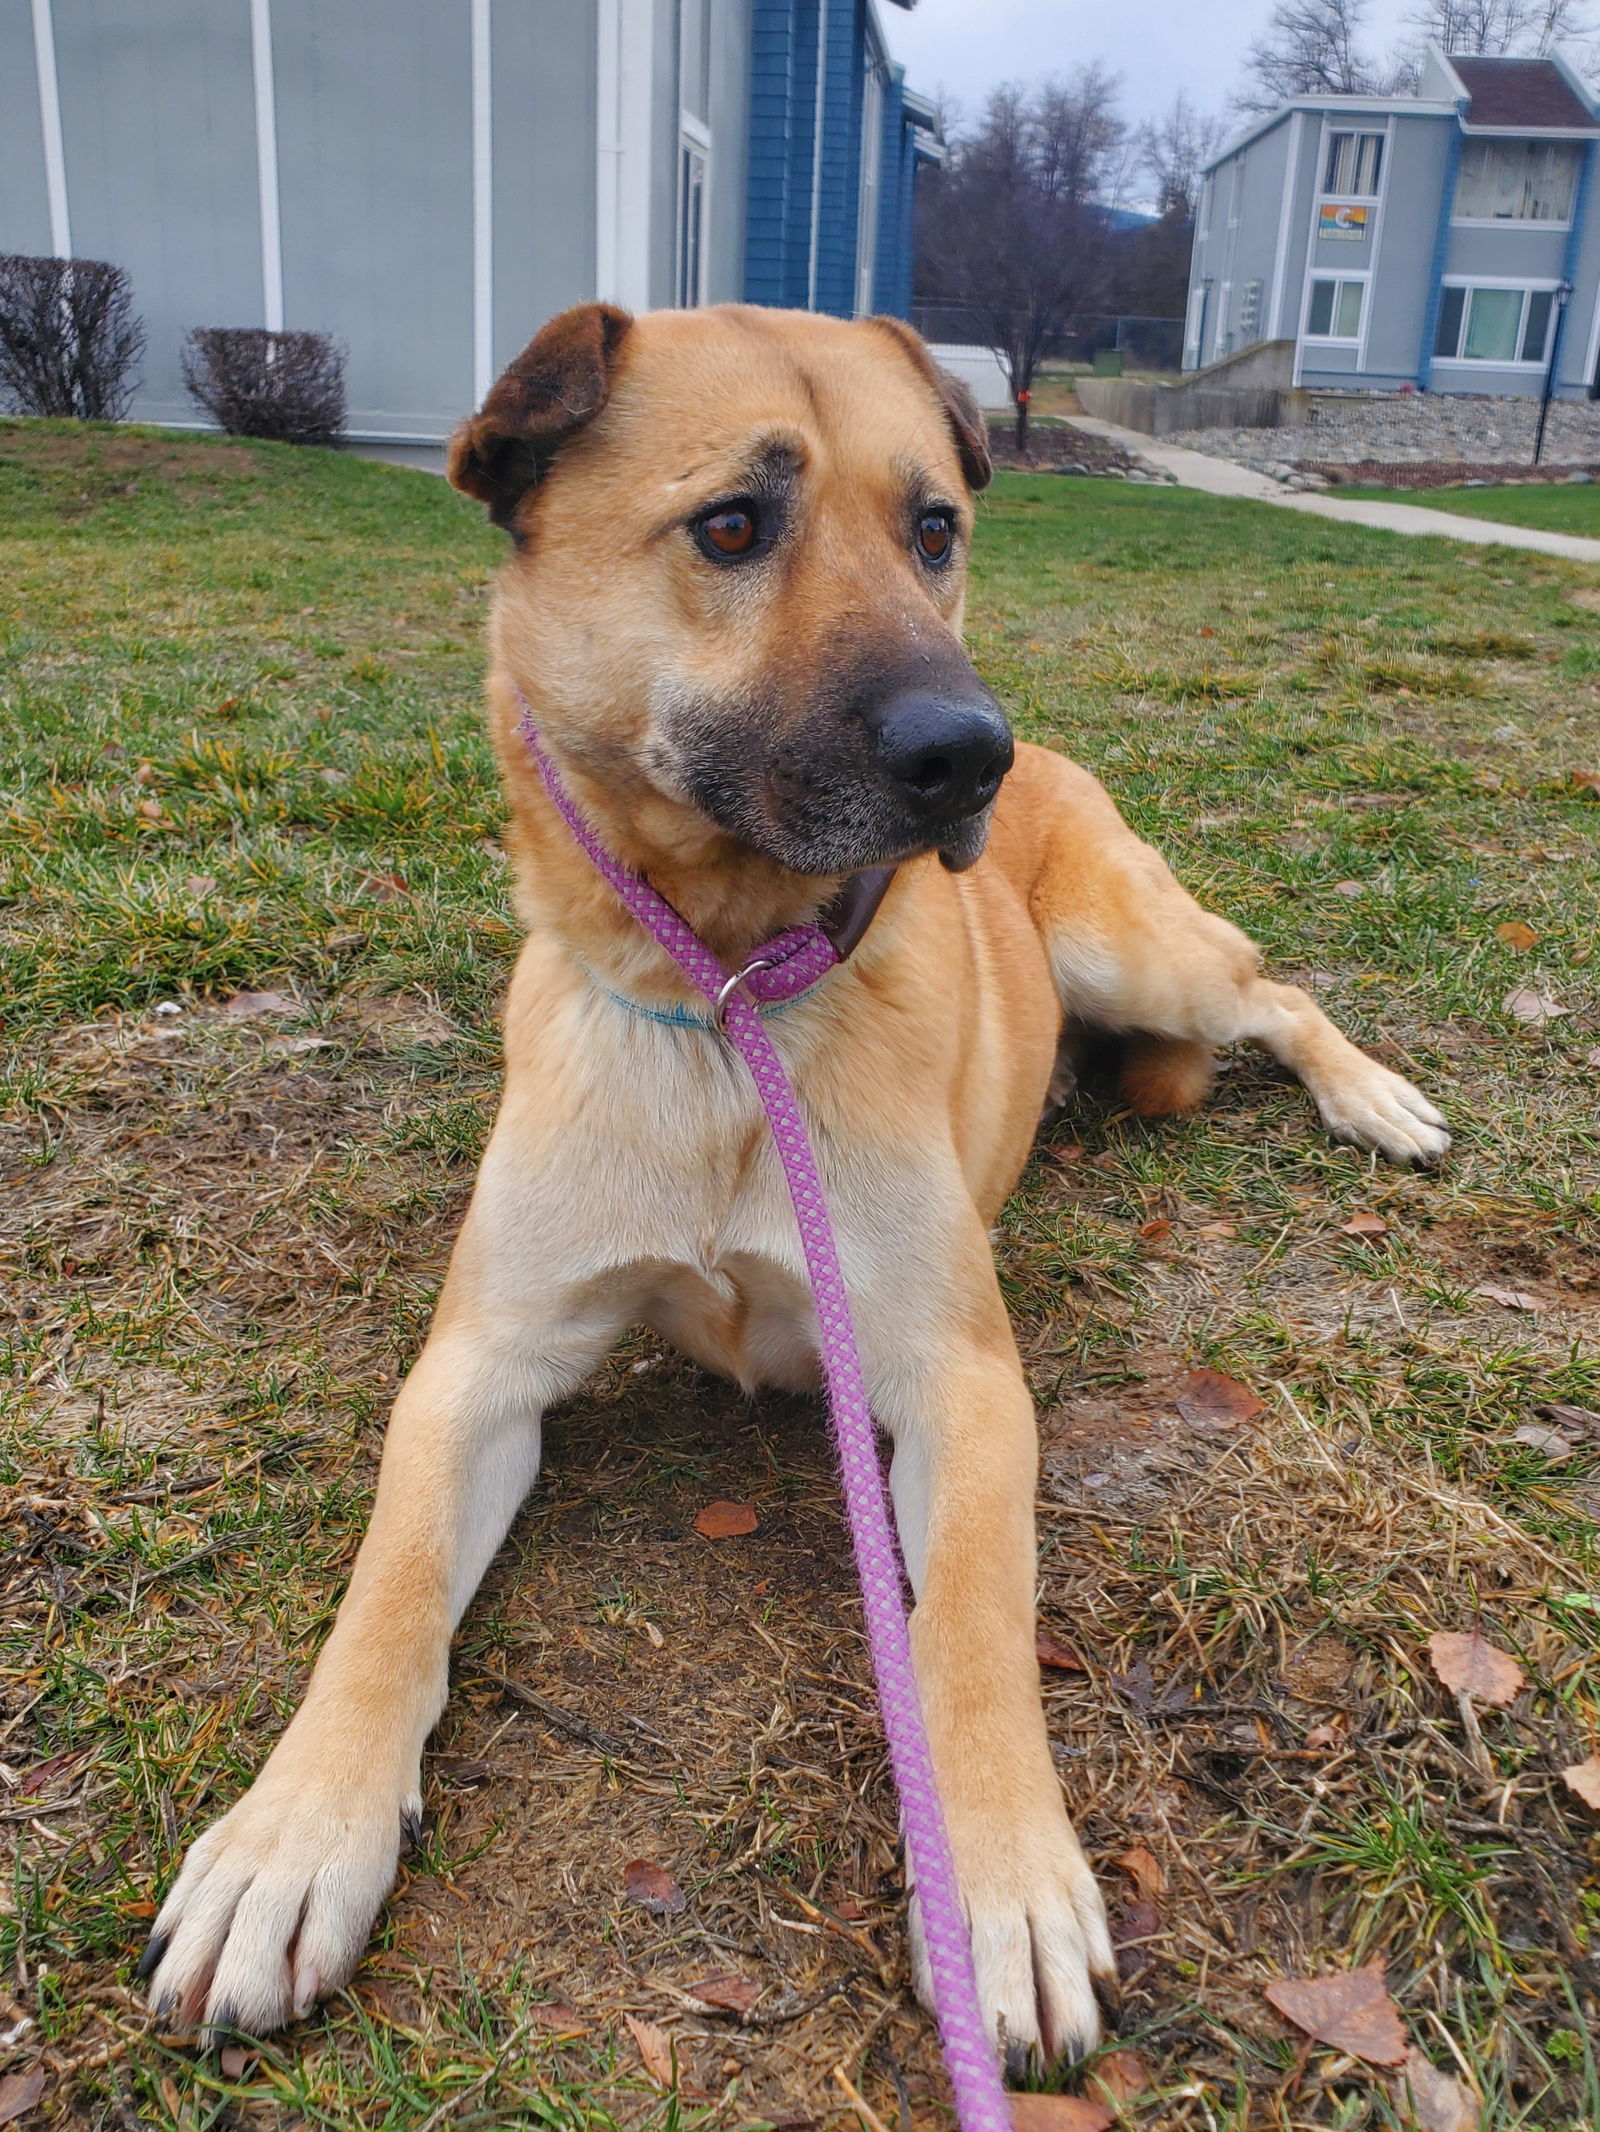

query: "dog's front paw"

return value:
[909, 1804, 1115, 2078]
[141, 1755, 418, 2043]
[1315, 1058, 1450, 1166]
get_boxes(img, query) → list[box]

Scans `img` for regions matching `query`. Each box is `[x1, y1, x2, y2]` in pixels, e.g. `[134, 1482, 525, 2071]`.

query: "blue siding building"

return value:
[1186, 48, 1600, 398]
[0, 0, 938, 444]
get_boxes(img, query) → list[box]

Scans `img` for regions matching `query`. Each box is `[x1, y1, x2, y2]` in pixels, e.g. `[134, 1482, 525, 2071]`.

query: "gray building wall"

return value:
[706, 0, 752, 302]
[490, 4, 598, 377]
[0, 11, 54, 256]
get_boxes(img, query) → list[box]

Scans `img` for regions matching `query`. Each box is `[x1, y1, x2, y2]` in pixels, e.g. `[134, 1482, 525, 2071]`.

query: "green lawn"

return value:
[1339, 478, 1600, 534]
[3, 421, 1599, 2131]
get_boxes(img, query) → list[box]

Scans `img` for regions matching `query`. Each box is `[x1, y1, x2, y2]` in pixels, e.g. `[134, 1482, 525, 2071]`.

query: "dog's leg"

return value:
[140, 1220, 622, 2041]
[1029, 759, 1449, 1163]
[866, 1222, 1115, 2073]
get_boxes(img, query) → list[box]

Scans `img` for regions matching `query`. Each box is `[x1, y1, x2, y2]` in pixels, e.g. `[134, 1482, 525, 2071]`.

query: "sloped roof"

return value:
[1451, 55, 1595, 129]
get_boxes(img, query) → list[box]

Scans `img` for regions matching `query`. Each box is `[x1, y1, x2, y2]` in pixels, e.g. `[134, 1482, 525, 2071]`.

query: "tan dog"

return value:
[142, 303, 1447, 2073]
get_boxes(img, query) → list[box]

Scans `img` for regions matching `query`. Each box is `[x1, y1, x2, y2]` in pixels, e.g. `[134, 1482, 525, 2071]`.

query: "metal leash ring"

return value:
[713, 953, 781, 1033]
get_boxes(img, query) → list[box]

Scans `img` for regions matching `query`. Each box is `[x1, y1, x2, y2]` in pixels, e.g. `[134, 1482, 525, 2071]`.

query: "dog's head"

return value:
[450, 303, 1009, 877]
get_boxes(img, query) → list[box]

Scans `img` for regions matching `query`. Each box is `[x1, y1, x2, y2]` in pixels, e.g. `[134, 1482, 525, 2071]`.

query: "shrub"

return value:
[0, 253, 144, 419]
[182, 327, 346, 446]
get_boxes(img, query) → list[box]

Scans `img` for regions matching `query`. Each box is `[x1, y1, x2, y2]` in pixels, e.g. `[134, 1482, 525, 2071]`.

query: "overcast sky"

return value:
[878, 0, 1421, 139]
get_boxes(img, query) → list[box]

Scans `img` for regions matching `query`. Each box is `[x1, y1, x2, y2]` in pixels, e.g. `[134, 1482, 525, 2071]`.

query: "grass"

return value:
[1338, 480, 1600, 536]
[2, 419, 1599, 2130]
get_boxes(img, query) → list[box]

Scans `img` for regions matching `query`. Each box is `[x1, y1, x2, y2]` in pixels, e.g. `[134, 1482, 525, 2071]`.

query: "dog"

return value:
[141, 302, 1448, 2074]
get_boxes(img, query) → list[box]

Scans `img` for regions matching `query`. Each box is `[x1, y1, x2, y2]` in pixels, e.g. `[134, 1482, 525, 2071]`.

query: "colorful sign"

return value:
[1319, 202, 1370, 240]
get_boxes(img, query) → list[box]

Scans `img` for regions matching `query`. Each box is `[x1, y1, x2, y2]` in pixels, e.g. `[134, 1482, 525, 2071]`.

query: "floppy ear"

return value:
[448, 302, 634, 530]
[868, 315, 993, 494]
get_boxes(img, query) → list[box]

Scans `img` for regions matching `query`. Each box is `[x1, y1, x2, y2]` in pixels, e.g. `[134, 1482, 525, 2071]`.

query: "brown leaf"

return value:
[1472, 1282, 1545, 1313]
[218, 2046, 255, 2079]
[1496, 920, 1538, 951]
[687, 1971, 761, 2015]
[137, 797, 166, 821]
[1395, 2047, 1476, 2132]
[1340, 1210, 1388, 1240]
[222, 989, 297, 1018]
[355, 869, 411, 902]
[623, 1858, 686, 1914]
[528, 1998, 588, 2034]
[1137, 1217, 1172, 1241]
[1508, 1423, 1573, 1461]
[1305, 1719, 1347, 1749]
[1333, 879, 1365, 896]
[0, 2071, 46, 2126]
[1010, 2099, 1114, 2132]
[1111, 1897, 1162, 1984]
[1560, 1753, 1600, 1809]
[1504, 985, 1566, 1025]
[1036, 1629, 1087, 1672]
[1088, 2050, 1150, 2107]
[1199, 625, 1216, 637]
[1263, 1960, 1408, 2066]
[694, 1500, 757, 1538]
[1570, 767, 1600, 793]
[1427, 1628, 1525, 1707]
[1114, 1846, 1166, 1899]
[625, 2013, 679, 2088]
[1049, 1142, 1087, 1164]
[1540, 1400, 1600, 1434]
[1198, 1219, 1238, 1238]
[1176, 1368, 1265, 1429]
[186, 874, 217, 896]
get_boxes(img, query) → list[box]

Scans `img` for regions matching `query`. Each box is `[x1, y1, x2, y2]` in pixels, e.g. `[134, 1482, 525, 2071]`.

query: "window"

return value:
[677, 137, 707, 308]
[1454, 139, 1579, 222]
[1434, 284, 1557, 363]
[1306, 276, 1365, 339]
[1324, 130, 1384, 195]
[1240, 279, 1263, 339]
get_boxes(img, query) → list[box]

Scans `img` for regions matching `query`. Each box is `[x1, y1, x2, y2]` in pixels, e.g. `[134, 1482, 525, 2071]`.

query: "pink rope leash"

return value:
[518, 702, 1012, 2130]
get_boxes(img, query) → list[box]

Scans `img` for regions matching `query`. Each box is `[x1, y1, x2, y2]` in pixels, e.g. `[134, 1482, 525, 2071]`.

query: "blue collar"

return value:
[583, 967, 814, 1029]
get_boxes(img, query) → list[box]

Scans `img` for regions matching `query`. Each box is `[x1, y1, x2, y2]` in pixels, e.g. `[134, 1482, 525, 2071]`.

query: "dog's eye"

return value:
[916, 511, 955, 566]
[694, 505, 760, 560]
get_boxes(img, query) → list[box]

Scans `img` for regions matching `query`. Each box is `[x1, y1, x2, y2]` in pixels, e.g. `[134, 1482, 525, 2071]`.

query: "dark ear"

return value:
[869, 315, 992, 493]
[448, 302, 633, 530]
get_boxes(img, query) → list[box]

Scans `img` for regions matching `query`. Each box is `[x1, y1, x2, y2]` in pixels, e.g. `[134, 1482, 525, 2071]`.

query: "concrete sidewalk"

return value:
[1067, 413, 1600, 564]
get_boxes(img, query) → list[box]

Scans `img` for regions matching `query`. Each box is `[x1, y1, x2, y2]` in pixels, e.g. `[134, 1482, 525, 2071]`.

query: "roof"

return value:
[1450, 54, 1595, 129]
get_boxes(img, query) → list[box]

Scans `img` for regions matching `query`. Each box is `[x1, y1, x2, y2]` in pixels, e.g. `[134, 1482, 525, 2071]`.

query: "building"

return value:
[1185, 49, 1600, 398]
[0, 0, 939, 444]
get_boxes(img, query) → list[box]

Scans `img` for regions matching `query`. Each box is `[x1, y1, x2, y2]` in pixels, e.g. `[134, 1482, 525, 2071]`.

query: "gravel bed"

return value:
[1170, 391, 1600, 487]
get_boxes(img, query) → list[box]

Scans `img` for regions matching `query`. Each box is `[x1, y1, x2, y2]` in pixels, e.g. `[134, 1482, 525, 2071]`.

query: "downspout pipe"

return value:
[1555, 139, 1595, 395]
[1415, 107, 1465, 390]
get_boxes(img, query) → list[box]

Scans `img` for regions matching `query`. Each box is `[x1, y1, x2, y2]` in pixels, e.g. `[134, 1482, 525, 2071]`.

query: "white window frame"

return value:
[1294, 112, 1393, 383]
[1451, 136, 1582, 229]
[1322, 127, 1385, 198]
[1432, 277, 1562, 369]
[676, 110, 711, 309]
[1303, 270, 1370, 345]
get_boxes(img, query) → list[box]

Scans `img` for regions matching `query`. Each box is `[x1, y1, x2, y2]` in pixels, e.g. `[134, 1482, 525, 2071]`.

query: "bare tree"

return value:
[1137, 94, 1228, 219]
[0, 254, 143, 420]
[915, 70, 1124, 450]
[1239, 0, 1380, 107]
[1406, 0, 1591, 49]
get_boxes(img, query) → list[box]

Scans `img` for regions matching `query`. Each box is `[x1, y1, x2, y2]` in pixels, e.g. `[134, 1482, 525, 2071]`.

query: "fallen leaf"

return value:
[1333, 879, 1365, 896]
[1111, 1897, 1162, 1985]
[1427, 1628, 1525, 1707]
[1473, 1282, 1545, 1313]
[1114, 1846, 1166, 1899]
[694, 1500, 757, 1539]
[1198, 1219, 1237, 1238]
[1508, 1423, 1573, 1461]
[1036, 1629, 1087, 1672]
[1088, 2050, 1150, 2107]
[318, 766, 349, 785]
[1588, 1047, 1600, 1069]
[0, 2071, 46, 2126]
[686, 1972, 761, 2015]
[355, 869, 411, 901]
[1199, 625, 1216, 637]
[1137, 1217, 1172, 1241]
[1176, 1368, 1265, 1429]
[625, 2013, 679, 2088]
[137, 797, 165, 821]
[222, 989, 296, 1018]
[324, 928, 366, 952]
[134, 761, 155, 783]
[1050, 1142, 1087, 1164]
[1539, 1401, 1600, 1435]
[186, 874, 217, 895]
[1504, 985, 1566, 1025]
[527, 1998, 588, 2034]
[1263, 1960, 1407, 2066]
[623, 1858, 686, 1915]
[1570, 767, 1600, 793]
[217, 2046, 255, 2079]
[1305, 1719, 1347, 1749]
[1561, 1754, 1600, 1809]
[1395, 2047, 1476, 2132]
[1010, 2098, 1114, 2132]
[1496, 920, 1539, 951]
[1340, 1210, 1388, 1240]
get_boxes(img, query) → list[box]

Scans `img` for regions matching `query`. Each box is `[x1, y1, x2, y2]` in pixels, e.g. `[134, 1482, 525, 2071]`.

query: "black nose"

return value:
[876, 692, 1014, 821]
